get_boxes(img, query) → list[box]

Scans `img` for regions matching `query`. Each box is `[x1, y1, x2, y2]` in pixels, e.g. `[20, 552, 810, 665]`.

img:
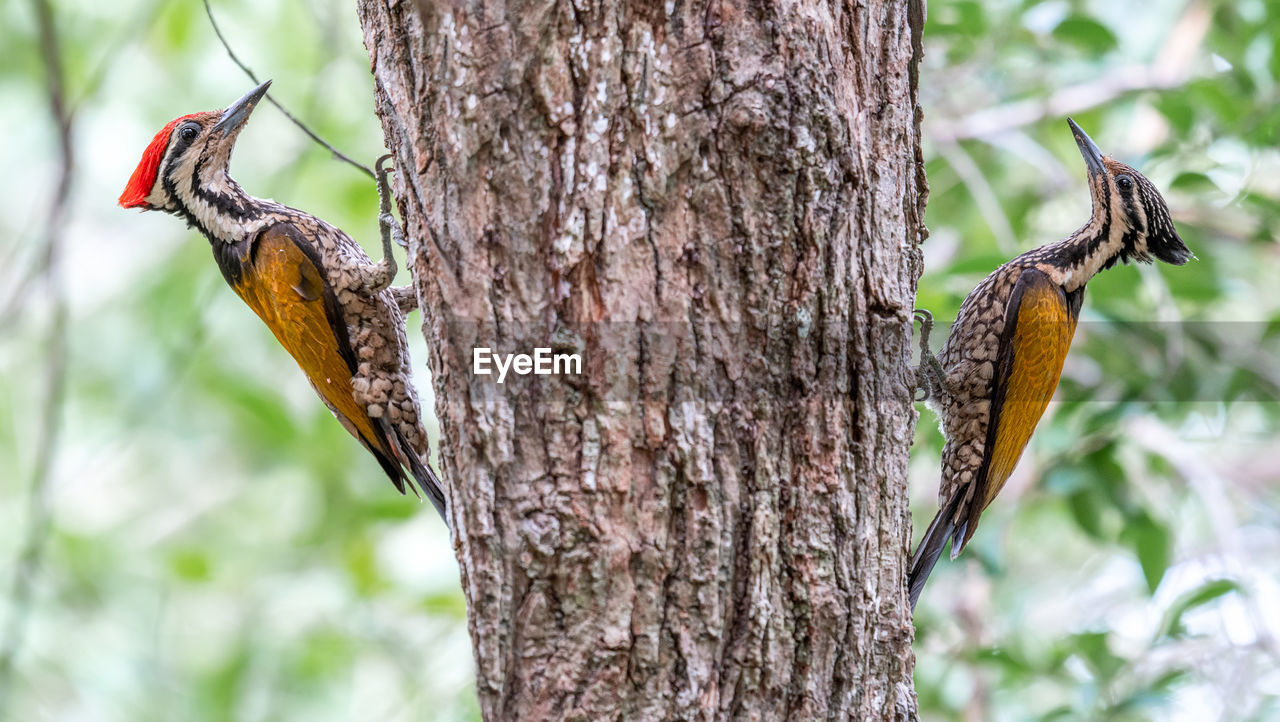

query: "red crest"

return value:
[118, 114, 200, 209]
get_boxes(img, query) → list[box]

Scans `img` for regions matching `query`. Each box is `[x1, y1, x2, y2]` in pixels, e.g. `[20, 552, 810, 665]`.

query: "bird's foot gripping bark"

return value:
[376, 154, 408, 249]
[913, 309, 947, 402]
[371, 156, 421, 316]
[354, 154, 407, 293]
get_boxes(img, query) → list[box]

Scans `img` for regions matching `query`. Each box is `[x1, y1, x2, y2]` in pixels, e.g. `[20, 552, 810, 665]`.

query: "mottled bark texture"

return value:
[358, 0, 926, 719]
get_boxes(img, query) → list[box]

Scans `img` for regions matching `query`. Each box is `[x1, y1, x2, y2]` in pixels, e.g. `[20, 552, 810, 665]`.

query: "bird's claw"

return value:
[380, 212, 407, 249]
[912, 308, 942, 403]
[913, 308, 933, 335]
[375, 153, 407, 261]
[376, 153, 394, 177]
[914, 374, 931, 403]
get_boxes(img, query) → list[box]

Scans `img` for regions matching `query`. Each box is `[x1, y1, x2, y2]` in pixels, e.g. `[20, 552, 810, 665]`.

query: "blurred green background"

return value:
[1, 0, 1277, 720]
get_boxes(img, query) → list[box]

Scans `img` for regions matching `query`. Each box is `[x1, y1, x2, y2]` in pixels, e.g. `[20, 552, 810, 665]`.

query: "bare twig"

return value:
[929, 0, 1212, 144]
[0, 0, 74, 714]
[0, 241, 40, 331]
[929, 67, 1191, 144]
[202, 0, 375, 179]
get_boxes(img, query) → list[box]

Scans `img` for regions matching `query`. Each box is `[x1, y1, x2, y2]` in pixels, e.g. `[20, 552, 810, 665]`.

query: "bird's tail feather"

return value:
[376, 417, 449, 525]
[403, 442, 448, 523]
[907, 495, 963, 610]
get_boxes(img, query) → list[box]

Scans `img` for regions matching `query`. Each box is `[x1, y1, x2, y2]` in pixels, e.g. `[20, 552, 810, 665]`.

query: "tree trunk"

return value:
[358, 0, 926, 719]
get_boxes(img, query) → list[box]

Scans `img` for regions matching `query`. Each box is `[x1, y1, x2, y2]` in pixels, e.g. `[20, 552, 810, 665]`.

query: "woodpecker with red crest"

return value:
[119, 81, 447, 523]
[909, 119, 1192, 608]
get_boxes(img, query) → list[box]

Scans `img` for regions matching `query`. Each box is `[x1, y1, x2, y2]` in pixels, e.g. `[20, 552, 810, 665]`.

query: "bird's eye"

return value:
[179, 124, 199, 142]
[1117, 174, 1133, 190]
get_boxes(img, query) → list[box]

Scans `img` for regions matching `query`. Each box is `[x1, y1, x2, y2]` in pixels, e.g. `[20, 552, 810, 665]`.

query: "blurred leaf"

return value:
[1067, 488, 1108, 540]
[1169, 172, 1218, 194]
[931, 0, 987, 35]
[1242, 103, 1280, 146]
[1154, 579, 1241, 640]
[169, 548, 213, 582]
[343, 534, 385, 596]
[1052, 15, 1118, 54]
[209, 371, 301, 454]
[295, 629, 354, 682]
[1084, 446, 1127, 504]
[199, 643, 252, 721]
[1155, 93, 1196, 135]
[55, 531, 114, 599]
[1041, 705, 1078, 721]
[1226, 366, 1277, 402]
[1270, 38, 1280, 87]
[1043, 465, 1091, 495]
[1188, 78, 1237, 123]
[1242, 190, 1280, 216]
[1121, 511, 1171, 594]
[358, 496, 420, 521]
[1108, 681, 1180, 717]
[1070, 631, 1124, 683]
[150, 1, 199, 55]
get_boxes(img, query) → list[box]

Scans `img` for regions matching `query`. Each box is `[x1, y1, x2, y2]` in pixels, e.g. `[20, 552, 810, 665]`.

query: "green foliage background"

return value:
[0, 0, 1276, 720]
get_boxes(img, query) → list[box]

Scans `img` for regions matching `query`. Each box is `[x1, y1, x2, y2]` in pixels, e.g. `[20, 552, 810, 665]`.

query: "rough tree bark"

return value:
[358, 0, 926, 719]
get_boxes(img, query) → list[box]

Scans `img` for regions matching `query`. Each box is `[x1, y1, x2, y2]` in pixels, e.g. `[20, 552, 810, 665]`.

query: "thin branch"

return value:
[928, 67, 1191, 144]
[0, 0, 74, 714]
[0, 242, 40, 331]
[202, 0, 375, 180]
[929, 0, 1212, 144]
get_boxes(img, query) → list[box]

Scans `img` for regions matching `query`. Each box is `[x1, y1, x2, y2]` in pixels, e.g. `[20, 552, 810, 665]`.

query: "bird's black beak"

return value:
[1068, 117, 1105, 178]
[214, 80, 271, 137]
